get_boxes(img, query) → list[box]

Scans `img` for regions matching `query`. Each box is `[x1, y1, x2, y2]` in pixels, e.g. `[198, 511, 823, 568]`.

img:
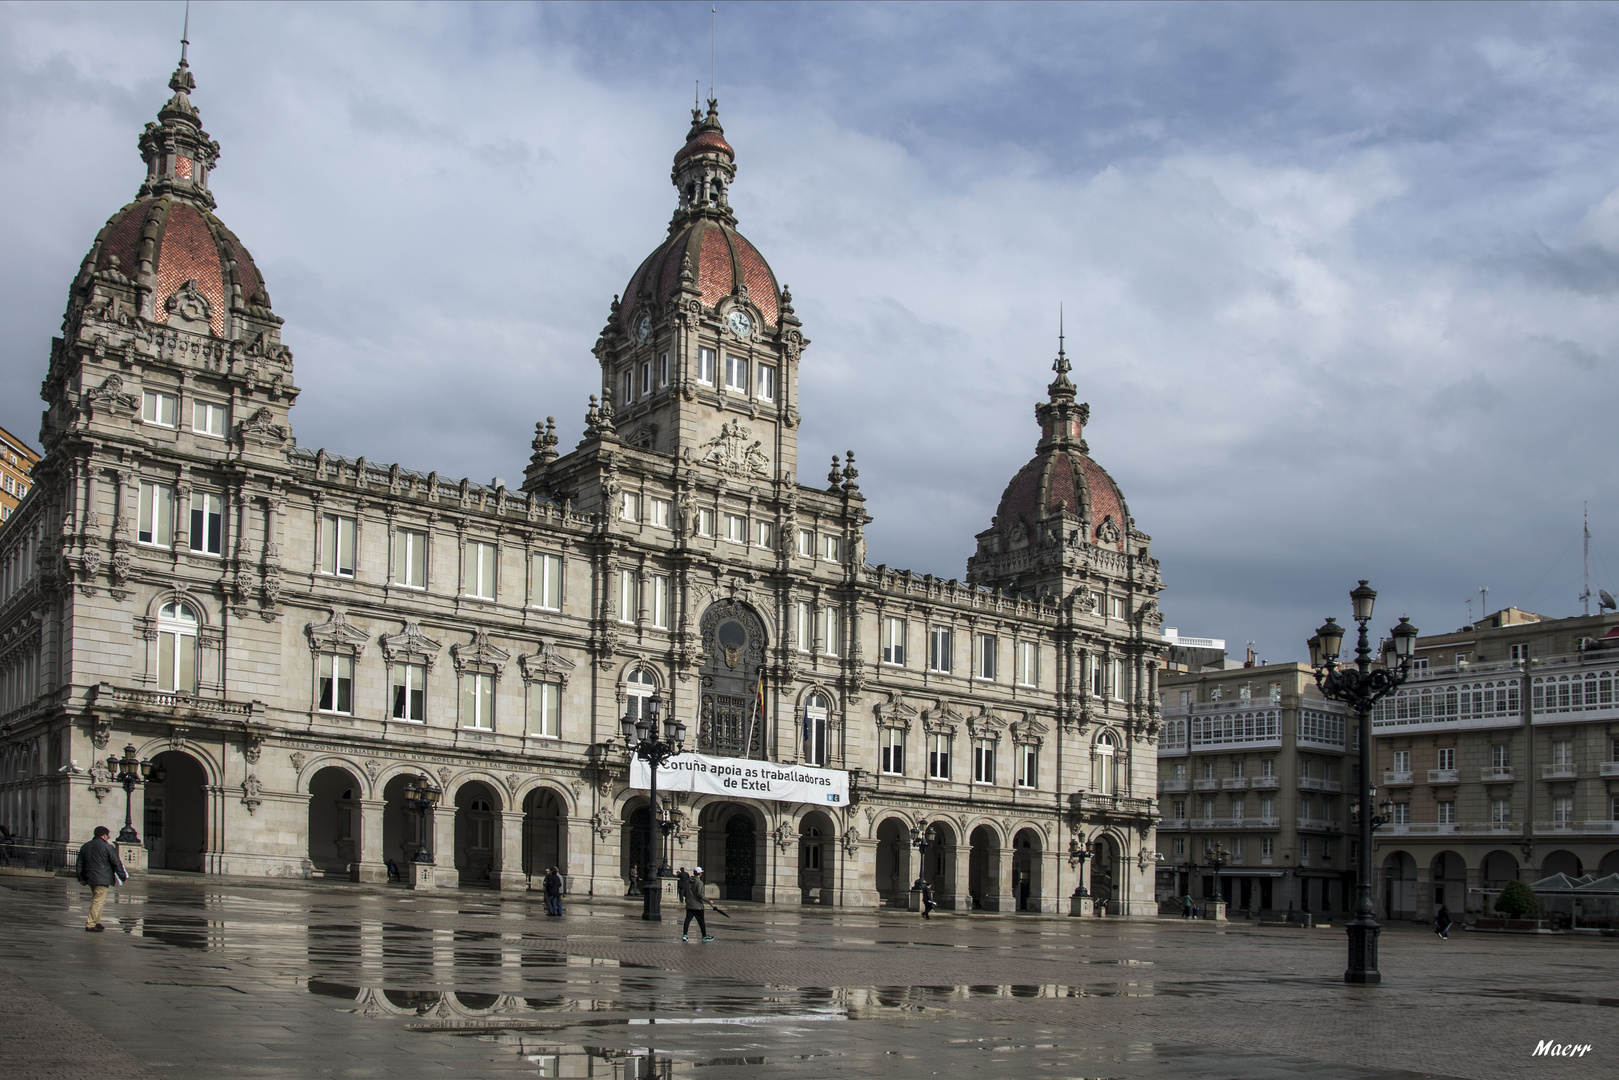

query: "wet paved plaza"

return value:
[0, 872, 1613, 1079]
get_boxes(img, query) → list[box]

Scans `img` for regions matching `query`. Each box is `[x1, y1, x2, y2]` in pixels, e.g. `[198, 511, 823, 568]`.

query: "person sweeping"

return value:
[681, 866, 716, 942]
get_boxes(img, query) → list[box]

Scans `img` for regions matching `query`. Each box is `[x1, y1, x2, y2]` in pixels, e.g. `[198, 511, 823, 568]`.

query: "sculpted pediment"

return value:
[307, 609, 370, 656]
[380, 622, 442, 667]
[519, 639, 578, 684]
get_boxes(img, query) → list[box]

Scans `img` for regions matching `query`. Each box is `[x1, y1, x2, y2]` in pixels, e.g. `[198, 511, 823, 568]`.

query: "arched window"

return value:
[1095, 730, 1117, 796]
[804, 692, 829, 766]
[625, 667, 657, 721]
[156, 601, 198, 693]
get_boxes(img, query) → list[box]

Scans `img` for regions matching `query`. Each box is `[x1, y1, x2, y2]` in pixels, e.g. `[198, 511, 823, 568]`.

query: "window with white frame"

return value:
[1233, 838, 1245, 861]
[1232, 759, 1246, 779]
[1094, 730, 1118, 795]
[1232, 798, 1245, 822]
[803, 692, 829, 766]
[976, 634, 996, 680]
[141, 389, 177, 427]
[1260, 796, 1275, 818]
[620, 492, 640, 523]
[927, 732, 951, 779]
[1392, 749, 1410, 773]
[757, 364, 777, 402]
[724, 354, 748, 393]
[1016, 744, 1037, 788]
[396, 528, 427, 588]
[928, 626, 953, 673]
[697, 508, 715, 537]
[528, 681, 561, 738]
[880, 727, 904, 775]
[191, 400, 226, 437]
[1437, 746, 1455, 771]
[972, 738, 995, 784]
[650, 574, 670, 629]
[1491, 798, 1511, 824]
[391, 662, 426, 722]
[1261, 758, 1275, 778]
[318, 653, 354, 714]
[795, 601, 812, 653]
[464, 541, 496, 599]
[1553, 796, 1574, 827]
[138, 481, 175, 546]
[1437, 800, 1455, 824]
[1091, 656, 1105, 697]
[882, 617, 906, 665]
[1110, 658, 1127, 700]
[725, 513, 745, 542]
[821, 605, 841, 657]
[649, 498, 671, 528]
[532, 552, 562, 610]
[1016, 641, 1037, 686]
[617, 568, 638, 624]
[756, 521, 775, 549]
[624, 667, 656, 721]
[1172, 799, 1186, 819]
[1491, 744, 1511, 769]
[822, 535, 842, 562]
[1391, 803, 1409, 824]
[155, 601, 198, 693]
[658, 353, 669, 386]
[698, 347, 717, 384]
[1172, 836, 1186, 857]
[1551, 740, 1573, 767]
[1509, 643, 1527, 661]
[1201, 760, 1215, 780]
[797, 529, 814, 557]
[461, 672, 495, 730]
[1261, 836, 1274, 860]
[640, 360, 653, 398]
[1109, 596, 1125, 619]
[1201, 798, 1215, 821]
[320, 513, 357, 577]
[187, 491, 222, 555]
[620, 368, 634, 406]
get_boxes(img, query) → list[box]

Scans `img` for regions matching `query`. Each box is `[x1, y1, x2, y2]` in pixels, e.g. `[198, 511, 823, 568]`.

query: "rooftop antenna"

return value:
[1466, 597, 1473, 626]
[1479, 586, 1488, 621]
[1581, 502, 1592, 616]
[710, 5, 716, 101]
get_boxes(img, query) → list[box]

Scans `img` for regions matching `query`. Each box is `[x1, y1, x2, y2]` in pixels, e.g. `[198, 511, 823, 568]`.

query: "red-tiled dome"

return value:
[995, 447, 1129, 550]
[675, 128, 734, 165]
[619, 218, 780, 333]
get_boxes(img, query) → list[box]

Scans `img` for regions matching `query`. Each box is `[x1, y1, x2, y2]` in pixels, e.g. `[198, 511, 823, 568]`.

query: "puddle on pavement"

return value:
[1471, 988, 1619, 1008]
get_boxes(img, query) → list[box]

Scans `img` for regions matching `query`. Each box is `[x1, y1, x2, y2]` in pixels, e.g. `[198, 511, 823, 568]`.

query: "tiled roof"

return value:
[675, 128, 734, 164]
[620, 219, 780, 333]
[995, 447, 1129, 550]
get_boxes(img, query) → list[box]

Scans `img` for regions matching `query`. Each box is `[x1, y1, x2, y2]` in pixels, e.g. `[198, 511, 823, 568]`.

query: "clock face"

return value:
[727, 310, 753, 337]
[636, 314, 652, 341]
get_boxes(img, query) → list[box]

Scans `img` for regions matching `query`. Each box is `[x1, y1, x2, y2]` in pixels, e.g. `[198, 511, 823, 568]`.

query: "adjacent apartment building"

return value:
[1371, 607, 1619, 921]
[1157, 661, 1351, 918]
[0, 426, 39, 525]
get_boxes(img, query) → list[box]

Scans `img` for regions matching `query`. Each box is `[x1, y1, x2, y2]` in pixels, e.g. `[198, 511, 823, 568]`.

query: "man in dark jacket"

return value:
[76, 826, 127, 932]
[681, 866, 713, 942]
[542, 866, 564, 916]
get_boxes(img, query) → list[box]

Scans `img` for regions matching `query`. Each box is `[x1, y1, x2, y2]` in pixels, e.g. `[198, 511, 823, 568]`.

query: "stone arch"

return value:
[1011, 826, 1044, 912]
[521, 785, 568, 879]
[919, 818, 961, 908]
[381, 771, 438, 868]
[453, 778, 505, 886]
[798, 807, 837, 904]
[1598, 850, 1619, 876]
[1480, 849, 1519, 890]
[307, 765, 363, 877]
[1541, 849, 1583, 879]
[1382, 850, 1418, 919]
[616, 662, 663, 724]
[1089, 830, 1124, 913]
[695, 799, 768, 902]
[140, 587, 216, 626]
[144, 748, 210, 872]
[874, 815, 913, 906]
[1430, 850, 1467, 916]
[294, 753, 378, 800]
[968, 822, 1006, 911]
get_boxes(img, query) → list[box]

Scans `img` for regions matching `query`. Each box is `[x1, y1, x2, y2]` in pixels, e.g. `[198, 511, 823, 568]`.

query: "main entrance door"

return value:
[698, 600, 767, 758]
[724, 815, 756, 901]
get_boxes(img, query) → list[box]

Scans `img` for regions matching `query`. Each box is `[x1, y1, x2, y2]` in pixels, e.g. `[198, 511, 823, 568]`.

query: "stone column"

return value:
[942, 841, 971, 912]
[352, 798, 387, 883]
[985, 847, 1014, 912]
[843, 834, 881, 908]
[496, 811, 527, 891]
[765, 819, 797, 905]
[432, 805, 459, 888]
[1036, 847, 1061, 914]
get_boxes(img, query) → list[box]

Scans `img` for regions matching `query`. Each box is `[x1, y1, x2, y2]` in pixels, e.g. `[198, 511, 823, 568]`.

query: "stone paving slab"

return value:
[1, 874, 1612, 1079]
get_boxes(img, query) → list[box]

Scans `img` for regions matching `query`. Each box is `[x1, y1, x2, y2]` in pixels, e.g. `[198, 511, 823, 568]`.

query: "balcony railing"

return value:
[1163, 816, 1280, 831]
[1250, 776, 1280, 790]
[1296, 818, 1343, 833]
[1159, 778, 1190, 793]
[1297, 777, 1342, 793]
[1479, 767, 1514, 782]
[1427, 769, 1459, 784]
[1540, 764, 1578, 780]
[1382, 770, 1414, 786]
[1383, 822, 1518, 836]
[1221, 777, 1248, 790]
[1193, 778, 1220, 790]
[1601, 761, 1619, 778]
[1534, 820, 1618, 834]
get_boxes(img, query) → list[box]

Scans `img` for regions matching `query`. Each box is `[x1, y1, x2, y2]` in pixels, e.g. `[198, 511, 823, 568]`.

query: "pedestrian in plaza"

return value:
[1182, 893, 1193, 919]
[628, 863, 642, 897]
[1435, 903, 1452, 939]
[681, 866, 713, 942]
[75, 825, 127, 932]
[912, 876, 937, 919]
[543, 866, 564, 917]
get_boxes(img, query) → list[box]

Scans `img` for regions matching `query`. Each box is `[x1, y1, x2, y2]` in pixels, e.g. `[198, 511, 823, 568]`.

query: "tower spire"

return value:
[137, 5, 219, 209]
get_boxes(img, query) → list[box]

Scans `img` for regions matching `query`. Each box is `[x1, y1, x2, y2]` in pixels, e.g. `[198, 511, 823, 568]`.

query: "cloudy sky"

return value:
[4, 1, 1618, 661]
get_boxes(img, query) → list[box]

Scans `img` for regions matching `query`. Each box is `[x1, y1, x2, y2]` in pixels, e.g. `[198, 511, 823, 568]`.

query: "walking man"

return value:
[76, 825, 127, 932]
[1434, 903, 1452, 940]
[1182, 893, 1193, 919]
[543, 866, 564, 917]
[913, 876, 937, 919]
[681, 865, 713, 942]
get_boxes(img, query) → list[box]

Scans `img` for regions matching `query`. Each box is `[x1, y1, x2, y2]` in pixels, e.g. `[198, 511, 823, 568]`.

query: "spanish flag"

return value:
[755, 671, 766, 720]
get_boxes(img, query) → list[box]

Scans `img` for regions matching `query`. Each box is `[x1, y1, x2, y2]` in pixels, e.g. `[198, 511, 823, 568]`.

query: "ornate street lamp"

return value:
[1308, 580, 1417, 985]
[106, 744, 163, 845]
[402, 778, 442, 863]
[909, 820, 937, 881]
[1067, 835, 1093, 897]
[622, 693, 685, 921]
[1206, 841, 1228, 907]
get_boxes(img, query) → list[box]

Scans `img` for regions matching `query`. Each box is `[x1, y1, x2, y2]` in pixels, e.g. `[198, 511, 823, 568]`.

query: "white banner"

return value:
[629, 752, 849, 807]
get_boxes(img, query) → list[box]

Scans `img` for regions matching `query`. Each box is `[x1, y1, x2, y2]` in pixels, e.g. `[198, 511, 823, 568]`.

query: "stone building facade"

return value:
[0, 54, 1163, 913]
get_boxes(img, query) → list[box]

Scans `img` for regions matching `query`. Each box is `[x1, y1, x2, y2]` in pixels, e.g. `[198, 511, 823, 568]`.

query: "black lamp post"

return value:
[622, 693, 685, 921]
[106, 744, 162, 845]
[1067, 836, 1093, 896]
[910, 820, 937, 881]
[1308, 579, 1418, 984]
[1206, 841, 1228, 906]
[402, 779, 442, 863]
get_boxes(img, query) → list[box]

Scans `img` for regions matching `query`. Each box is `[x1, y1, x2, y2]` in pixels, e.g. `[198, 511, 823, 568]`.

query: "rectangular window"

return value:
[928, 733, 951, 779]
[822, 605, 840, 657]
[1261, 759, 1275, 778]
[795, 600, 812, 653]
[1552, 740, 1573, 767]
[620, 492, 640, 523]
[461, 672, 495, 730]
[1301, 839, 1311, 861]
[822, 535, 842, 562]
[1092, 657, 1105, 697]
[533, 553, 562, 610]
[977, 634, 996, 680]
[1232, 799, 1245, 821]
[1109, 596, 1125, 619]
[1392, 749, 1410, 773]
[1491, 799, 1511, 825]
[1110, 657, 1126, 700]
[317, 653, 354, 715]
[658, 353, 669, 386]
[698, 347, 717, 384]
[928, 626, 953, 673]
[528, 681, 561, 739]
[156, 627, 196, 693]
[396, 528, 428, 588]
[1437, 801, 1455, 824]
[141, 389, 177, 427]
[1016, 745, 1037, 788]
[649, 498, 671, 528]
[651, 574, 670, 629]
[697, 508, 715, 537]
[1553, 796, 1574, 827]
[757, 364, 777, 402]
[797, 529, 814, 557]
[391, 662, 426, 722]
[882, 617, 906, 665]
[972, 739, 995, 784]
[756, 521, 775, 549]
[617, 568, 638, 624]
[1436, 747, 1455, 771]
[1232, 759, 1246, 779]
[1172, 799, 1186, 819]
[1260, 797, 1275, 818]
[881, 728, 905, 775]
[320, 513, 357, 577]
[1172, 836, 1186, 857]
[1509, 643, 1528, 661]
[137, 481, 174, 546]
[1016, 641, 1037, 686]
[187, 491, 223, 555]
[1391, 803, 1409, 825]
[1233, 838, 1245, 861]
[1491, 744, 1510, 769]
[1261, 837, 1274, 860]
[640, 361, 652, 398]
[724, 354, 748, 393]
[725, 513, 746, 542]
[620, 367, 634, 406]
[463, 541, 496, 599]
[1202, 799, 1215, 821]
[191, 400, 226, 437]
[804, 699, 828, 767]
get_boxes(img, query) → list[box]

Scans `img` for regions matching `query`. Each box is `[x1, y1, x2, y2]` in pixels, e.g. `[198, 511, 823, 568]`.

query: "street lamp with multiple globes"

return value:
[107, 744, 164, 845]
[910, 820, 937, 878]
[1307, 579, 1418, 985]
[402, 778, 442, 862]
[621, 693, 685, 921]
[1067, 835, 1093, 896]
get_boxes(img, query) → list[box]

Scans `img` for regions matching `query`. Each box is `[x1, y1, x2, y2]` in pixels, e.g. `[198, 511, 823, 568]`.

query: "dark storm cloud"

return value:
[3, 1, 1618, 659]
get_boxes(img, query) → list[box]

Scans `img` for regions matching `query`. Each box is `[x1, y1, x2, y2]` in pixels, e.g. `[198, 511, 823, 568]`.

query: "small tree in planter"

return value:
[1495, 879, 1539, 918]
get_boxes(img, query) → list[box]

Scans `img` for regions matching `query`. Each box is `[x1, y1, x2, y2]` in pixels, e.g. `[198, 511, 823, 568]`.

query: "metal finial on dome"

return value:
[181, 0, 190, 65]
[1053, 303, 1070, 379]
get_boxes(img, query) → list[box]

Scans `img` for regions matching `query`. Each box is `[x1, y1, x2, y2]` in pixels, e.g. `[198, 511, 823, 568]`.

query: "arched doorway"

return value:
[723, 814, 757, 901]
[1430, 851, 1466, 915]
[523, 789, 566, 879]
[622, 803, 651, 888]
[697, 600, 768, 758]
[1012, 828, 1042, 912]
[145, 751, 207, 871]
[1481, 849, 1518, 890]
[925, 821, 958, 908]
[382, 773, 434, 868]
[968, 825, 1002, 910]
[1091, 834, 1119, 913]
[307, 766, 362, 877]
[1541, 850, 1583, 879]
[454, 781, 502, 886]
[874, 818, 912, 906]
[799, 811, 835, 904]
[1382, 851, 1417, 919]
